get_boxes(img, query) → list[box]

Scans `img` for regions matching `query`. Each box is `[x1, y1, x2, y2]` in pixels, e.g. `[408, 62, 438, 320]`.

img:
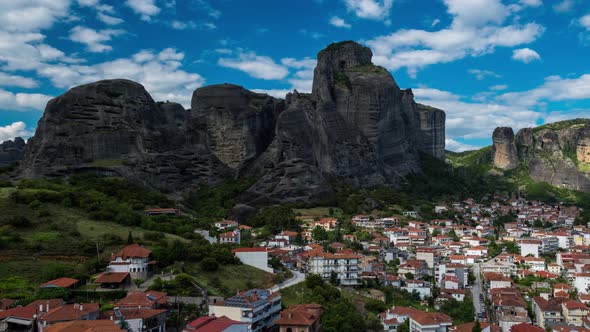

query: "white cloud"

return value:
[446, 138, 479, 152]
[125, 0, 160, 21]
[490, 84, 508, 91]
[35, 48, 204, 108]
[519, 0, 542, 7]
[343, 0, 393, 22]
[498, 74, 590, 107]
[468, 69, 501, 80]
[330, 16, 351, 29]
[0, 122, 33, 142]
[364, 0, 544, 76]
[251, 89, 291, 99]
[218, 52, 289, 80]
[511, 48, 541, 63]
[170, 21, 216, 30]
[432, 19, 441, 27]
[98, 12, 124, 25]
[0, 89, 52, 112]
[0, 0, 71, 32]
[69, 26, 124, 53]
[580, 15, 590, 30]
[0, 73, 38, 88]
[553, 0, 574, 13]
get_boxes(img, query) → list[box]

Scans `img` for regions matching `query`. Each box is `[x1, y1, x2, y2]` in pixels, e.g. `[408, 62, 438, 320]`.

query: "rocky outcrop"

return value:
[492, 127, 519, 170]
[191, 84, 283, 173]
[19, 41, 447, 204]
[0, 137, 25, 167]
[417, 104, 446, 160]
[491, 120, 590, 192]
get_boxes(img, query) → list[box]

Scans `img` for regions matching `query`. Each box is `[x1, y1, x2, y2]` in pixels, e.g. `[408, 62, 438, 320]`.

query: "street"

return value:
[269, 270, 306, 292]
[472, 263, 485, 320]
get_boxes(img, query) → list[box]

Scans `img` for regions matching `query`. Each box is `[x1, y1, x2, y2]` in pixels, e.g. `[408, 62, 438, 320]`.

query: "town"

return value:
[2, 193, 590, 332]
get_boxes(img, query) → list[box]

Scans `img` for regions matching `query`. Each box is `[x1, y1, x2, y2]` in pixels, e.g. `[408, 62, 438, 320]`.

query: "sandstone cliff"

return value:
[491, 120, 590, 192]
[18, 41, 446, 204]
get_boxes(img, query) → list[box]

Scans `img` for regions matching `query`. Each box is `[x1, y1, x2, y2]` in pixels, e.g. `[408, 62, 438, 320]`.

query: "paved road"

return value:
[472, 263, 484, 320]
[269, 270, 305, 292]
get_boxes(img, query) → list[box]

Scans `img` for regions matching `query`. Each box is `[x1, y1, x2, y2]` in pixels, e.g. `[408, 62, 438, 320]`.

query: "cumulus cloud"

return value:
[519, 0, 542, 7]
[498, 74, 590, 107]
[218, 52, 289, 80]
[170, 21, 216, 30]
[330, 16, 351, 28]
[364, 0, 544, 76]
[553, 0, 574, 13]
[125, 0, 160, 21]
[580, 15, 590, 30]
[69, 26, 124, 53]
[490, 84, 508, 91]
[0, 122, 33, 142]
[446, 139, 479, 152]
[35, 48, 204, 108]
[0, 89, 52, 112]
[98, 12, 124, 25]
[0, 0, 71, 32]
[343, 0, 393, 22]
[0, 73, 38, 88]
[512, 48, 541, 63]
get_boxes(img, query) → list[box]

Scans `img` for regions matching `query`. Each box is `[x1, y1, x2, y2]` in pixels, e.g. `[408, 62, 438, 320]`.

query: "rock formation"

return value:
[0, 137, 25, 167]
[18, 41, 446, 204]
[492, 127, 519, 170]
[492, 120, 590, 192]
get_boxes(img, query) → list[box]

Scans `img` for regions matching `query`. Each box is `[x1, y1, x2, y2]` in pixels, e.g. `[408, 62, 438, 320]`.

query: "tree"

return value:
[330, 271, 339, 286]
[306, 274, 324, 289]
[127, 231, 134, 244]
[472, 320, 482, 332]
[133, 278, 144, 288]
[405, 272, 414, 280]
[312, 226, 328, 241]
[398, 319, 409, 332]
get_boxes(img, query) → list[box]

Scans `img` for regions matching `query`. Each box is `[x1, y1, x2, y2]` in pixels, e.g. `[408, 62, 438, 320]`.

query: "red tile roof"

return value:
[411, 312, 452, 326]
[232, 247, 268, 253]
[41, 303, 100, 323]
[0, 298, 15, 310]
[44, 320, 124, 332]
[95, 272, 130, 284]
[115, 291, 167, 308]
[0, 306, 37, 320]
[184, 315, 247, 332]
[275, 304, 321, 327]
[40, 277, 79, 288]
[510, 323, 544, 332]
[113, 244, 151, 259]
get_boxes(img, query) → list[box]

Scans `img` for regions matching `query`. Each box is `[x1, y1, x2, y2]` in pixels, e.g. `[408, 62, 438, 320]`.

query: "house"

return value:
[510, 323, 544, 332]
[450, 322, 501, 332]
[523, 257, 545, 272]
[300, 249, 360, 286]
[0, 306, 38, 331]
[102, 307, 168, 332]
[215, 220, 239, 230]
[209, 289, 281, 332]
[275, 304, 322, 332]
[95, 272, 131, 289]
[416, 248, 436, 269]
[484, 272, 512, 289]
[409, 311, 453, 332]
[0, 299, 15, 311]
[115, 291, 168, 309]
[38, 303, 100, 332]
[45, 320, 124, 332]
[106, 243, 156, 280]
[312, 218, 338, 231]
[219, 230, 240, 244]
[403, 280, 432, 300]
[532, 296, 566, 329]
[554, 283, 571, 298]
[574, 273, 590, 295]
[379, 306, 421, 331]
[183, 316, 248, 332]
[443, 276, 460, 290]
[561, 300, 590, 326]
[518, 239, 542, 258]
[39, 277, 79, 289]
[232, 248, 274, 273]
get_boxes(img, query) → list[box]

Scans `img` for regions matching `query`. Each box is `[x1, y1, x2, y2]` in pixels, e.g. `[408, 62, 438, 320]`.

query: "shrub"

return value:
[200, 258, 219, 272]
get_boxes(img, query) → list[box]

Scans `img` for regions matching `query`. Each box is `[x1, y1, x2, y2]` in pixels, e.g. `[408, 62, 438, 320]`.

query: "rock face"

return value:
[492, 120, 590, 192]
[0, 137, 26, 167]
[492, 127, 519, 170]
[19, 41, 446, 204]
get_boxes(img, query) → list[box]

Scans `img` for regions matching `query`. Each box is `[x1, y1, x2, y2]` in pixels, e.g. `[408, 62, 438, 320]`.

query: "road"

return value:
[269, 270, 305, 292]
[472, 263, 484, 320]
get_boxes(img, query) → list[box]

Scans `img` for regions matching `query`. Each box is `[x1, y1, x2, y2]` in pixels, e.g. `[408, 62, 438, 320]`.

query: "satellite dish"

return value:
[248, 312, 253, 318]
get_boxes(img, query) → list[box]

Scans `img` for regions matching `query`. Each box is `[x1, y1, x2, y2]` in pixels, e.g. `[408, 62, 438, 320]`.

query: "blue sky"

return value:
[1, 0, 590, 151]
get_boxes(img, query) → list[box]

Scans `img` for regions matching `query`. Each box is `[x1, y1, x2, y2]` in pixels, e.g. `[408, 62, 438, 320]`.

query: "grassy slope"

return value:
[182, 263, 275, 297]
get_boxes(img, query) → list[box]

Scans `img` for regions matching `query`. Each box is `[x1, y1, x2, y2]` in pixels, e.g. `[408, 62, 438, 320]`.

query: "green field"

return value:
[182, 263, 275, 297]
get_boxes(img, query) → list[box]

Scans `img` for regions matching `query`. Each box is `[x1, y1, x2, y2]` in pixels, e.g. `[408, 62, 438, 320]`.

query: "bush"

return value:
[200, 258, 219, 272]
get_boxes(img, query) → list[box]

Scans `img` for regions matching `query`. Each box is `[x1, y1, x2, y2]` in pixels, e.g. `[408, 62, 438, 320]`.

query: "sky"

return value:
[1, 0, 590, 151]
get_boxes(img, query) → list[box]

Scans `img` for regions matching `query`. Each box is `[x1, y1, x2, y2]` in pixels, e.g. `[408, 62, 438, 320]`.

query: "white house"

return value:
[301, 249, 360, 286]
[209, 289, 281, 332]
[107, 244, 155, 280]
[518, 239, 541, 258]
[409, 312, 452, 332]
[220, 230, 240, 244]
[403, 280, 431, 299]
[574, 273, 590, 295]
[232, 248, 274, 273]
